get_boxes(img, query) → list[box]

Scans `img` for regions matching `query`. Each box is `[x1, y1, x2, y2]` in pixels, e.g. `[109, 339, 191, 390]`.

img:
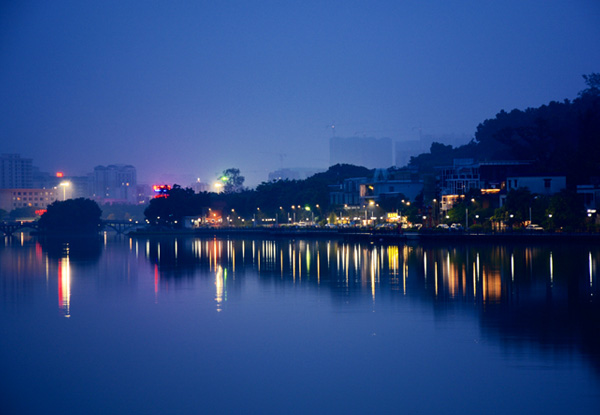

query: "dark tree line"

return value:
[143, 164, 372, 226]
[38, 198, 102, 233]
[409, 73, 600, 187]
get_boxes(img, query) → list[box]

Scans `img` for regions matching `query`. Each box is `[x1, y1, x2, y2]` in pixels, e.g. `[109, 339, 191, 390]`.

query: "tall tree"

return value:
[221, 168, 245, 193]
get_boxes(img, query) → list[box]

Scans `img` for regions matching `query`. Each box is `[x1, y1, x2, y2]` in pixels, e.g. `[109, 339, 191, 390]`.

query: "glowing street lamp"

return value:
[59, 181, 71, 201]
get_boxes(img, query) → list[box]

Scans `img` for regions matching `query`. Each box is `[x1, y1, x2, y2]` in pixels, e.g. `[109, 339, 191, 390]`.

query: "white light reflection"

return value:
[215, 266, 224, 312]
[550, 252, 553, 285]
[590, 252, 593, 288]
[511, 253, 515, 281]
[370, 249, 377, 301]
[58, 257, 71, 317]
[434, 261, 438, 297]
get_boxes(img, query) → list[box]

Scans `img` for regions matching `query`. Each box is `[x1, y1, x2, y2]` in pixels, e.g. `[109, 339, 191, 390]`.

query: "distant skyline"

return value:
[2, 1, 599, 186]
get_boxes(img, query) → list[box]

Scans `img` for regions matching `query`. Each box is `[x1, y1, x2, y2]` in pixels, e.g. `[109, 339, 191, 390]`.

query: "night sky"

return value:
[2, 1, 599, 187]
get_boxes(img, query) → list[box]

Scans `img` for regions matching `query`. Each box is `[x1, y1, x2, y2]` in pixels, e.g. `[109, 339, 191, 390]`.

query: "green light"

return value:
[220, 176, 229, 182]
[305, 206, 311, 211]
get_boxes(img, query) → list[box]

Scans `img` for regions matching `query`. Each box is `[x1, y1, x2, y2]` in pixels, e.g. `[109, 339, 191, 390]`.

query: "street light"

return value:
[59, 181, 70, 201]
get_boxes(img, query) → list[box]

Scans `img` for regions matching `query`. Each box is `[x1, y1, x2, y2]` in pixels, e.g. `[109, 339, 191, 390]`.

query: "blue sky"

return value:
[2, 0, 599, 186]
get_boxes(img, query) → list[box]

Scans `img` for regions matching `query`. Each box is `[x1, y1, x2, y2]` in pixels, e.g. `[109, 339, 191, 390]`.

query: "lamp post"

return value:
[59, 181, 70, 201]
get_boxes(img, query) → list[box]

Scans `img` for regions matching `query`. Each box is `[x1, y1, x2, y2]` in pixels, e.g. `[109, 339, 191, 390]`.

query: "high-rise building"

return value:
[92, 164, 137, 204]
[329, 137, 393, 168]
[0, 154, 33, 189]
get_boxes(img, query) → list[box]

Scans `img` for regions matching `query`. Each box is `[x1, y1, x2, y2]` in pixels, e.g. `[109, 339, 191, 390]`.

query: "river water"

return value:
[1, 233, 599, 414]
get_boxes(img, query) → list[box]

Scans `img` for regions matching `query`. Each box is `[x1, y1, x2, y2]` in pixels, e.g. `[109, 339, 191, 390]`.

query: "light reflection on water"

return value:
[138, 237, 598, 308]
[1, 233, 599, 414]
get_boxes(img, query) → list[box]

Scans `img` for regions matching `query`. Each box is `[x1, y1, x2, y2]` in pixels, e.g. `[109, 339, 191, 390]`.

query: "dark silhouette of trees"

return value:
[579, 73, 600, 97]
[407, 74, 600, 186]
[221, 168, 245, 193]
[38, 198, 102, 233]
[144, 185, 209, 227]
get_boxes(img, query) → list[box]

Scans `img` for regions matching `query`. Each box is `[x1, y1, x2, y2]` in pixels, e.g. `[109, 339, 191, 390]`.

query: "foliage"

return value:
[101, 203, 146, 221]
[38, 198, 102, 233]
[407, 74, 600, 186]
[221, 168, 245, 193]
[377, 194, 408, 213]
[545, 190, 585, 231]
[8, 207, 38, 221]
[144, 185, 209, 227]
[579, 73, 600, 97]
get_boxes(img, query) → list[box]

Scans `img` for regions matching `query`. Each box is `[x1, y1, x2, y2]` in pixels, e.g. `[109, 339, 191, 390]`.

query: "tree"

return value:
[220, 168, 245, 193]
[144, 185, 209, 227]
[8, 206, 38, 221]
[38, 198, 102, 233]
[545, 190, 585, 231]
[579, 73, 600, 97]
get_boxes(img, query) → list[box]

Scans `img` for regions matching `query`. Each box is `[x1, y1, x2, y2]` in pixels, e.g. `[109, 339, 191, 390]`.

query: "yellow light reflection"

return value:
[317, 251, 320, 284]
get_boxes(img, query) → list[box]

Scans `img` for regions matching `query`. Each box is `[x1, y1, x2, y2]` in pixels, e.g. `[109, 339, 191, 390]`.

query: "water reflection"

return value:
[58, 257, 71, 317]
[137, 237, 600, 304]
[2, 235, 600, 375]
[133, 236, 600, 372]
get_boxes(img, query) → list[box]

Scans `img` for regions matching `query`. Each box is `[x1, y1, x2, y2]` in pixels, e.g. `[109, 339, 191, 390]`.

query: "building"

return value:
[577, 184, 600, 210]
[68, 176, 93, 199]
[329, 168, 423, 208]
[438, 159, 533, 212]
[437, 159, 481, 196]
[329, 177, 367, 206]
[0, 188, 58, 212]
[329, 137, 393, 168]
[92, 165, 137, 204]
[506, 176, 566, 196]
[190, 179, 210, 193]
[361, 169, 423, 204]
[0, 154, 33, 189]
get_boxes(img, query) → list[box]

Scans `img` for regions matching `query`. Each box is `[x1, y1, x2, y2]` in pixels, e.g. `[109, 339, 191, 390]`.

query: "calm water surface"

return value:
[1, 234, 599, 414]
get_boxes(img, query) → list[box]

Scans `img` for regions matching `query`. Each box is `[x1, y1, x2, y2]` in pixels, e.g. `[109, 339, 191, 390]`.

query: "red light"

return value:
[56, 172, 64, 178]
[152, 184, 171, 198]
[35, 209, 47, 216]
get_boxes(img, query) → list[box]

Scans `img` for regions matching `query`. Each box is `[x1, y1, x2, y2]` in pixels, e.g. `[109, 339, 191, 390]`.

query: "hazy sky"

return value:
[2, 1, 599, 187]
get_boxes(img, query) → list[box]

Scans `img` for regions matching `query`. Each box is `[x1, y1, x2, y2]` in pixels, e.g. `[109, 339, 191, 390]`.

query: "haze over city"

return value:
[2, 0, 599, 186]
